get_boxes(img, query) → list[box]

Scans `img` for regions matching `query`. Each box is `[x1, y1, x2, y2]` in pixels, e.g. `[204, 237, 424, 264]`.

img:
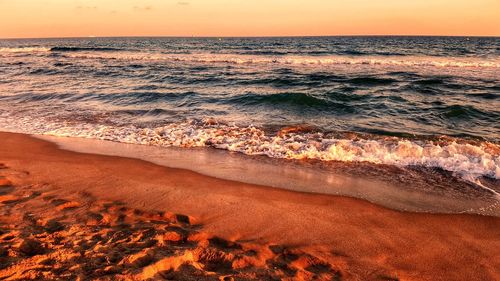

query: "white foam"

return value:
[0, 47, 51, 53]
[2, 46, 497, 68]
[62, 51, 500, 68]
[1, 113, 498, 182]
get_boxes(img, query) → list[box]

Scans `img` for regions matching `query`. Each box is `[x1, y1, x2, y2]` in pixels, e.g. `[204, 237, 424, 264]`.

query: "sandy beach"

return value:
[0, 131, 497, 280]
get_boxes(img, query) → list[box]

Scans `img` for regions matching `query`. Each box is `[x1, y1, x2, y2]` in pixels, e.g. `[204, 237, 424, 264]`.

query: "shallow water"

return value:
[38, 135, 500, 216]
[0, 36, 499, 200]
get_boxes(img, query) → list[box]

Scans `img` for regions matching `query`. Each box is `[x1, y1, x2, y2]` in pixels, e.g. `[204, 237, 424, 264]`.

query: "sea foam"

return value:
[1, 113, 498, 183]
[60, 52, 500, 68]
[0, 47, 51, 53]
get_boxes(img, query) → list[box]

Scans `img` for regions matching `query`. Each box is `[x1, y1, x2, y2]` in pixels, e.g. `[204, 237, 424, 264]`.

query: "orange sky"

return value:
[1, 0, 499, 38]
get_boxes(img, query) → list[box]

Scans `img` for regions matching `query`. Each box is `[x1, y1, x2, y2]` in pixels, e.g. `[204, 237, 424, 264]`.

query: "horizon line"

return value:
[1, 34, 499, 40]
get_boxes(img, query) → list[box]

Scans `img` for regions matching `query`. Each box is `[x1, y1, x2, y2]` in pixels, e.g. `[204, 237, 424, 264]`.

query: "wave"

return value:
[346, 77, 398, 86]
[0, 47, 51, 53]
[341, 50, 366, 56]
[2, 46, 498, 68]
[1, 113, 498, 183]
[414, 78, 446, 85]
[0, 46, 122, 54]
[227, 92, 331, 107]
[61, 52, 500, 68]
[43, 122, 500, 182]
[442, 105, 487, 119]
[50, 46, 123, 52]
[343, 49, 410, 56]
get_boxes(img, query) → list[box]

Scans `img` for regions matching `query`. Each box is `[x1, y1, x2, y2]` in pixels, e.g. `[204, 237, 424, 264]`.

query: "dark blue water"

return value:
[0, 37, 499, 183]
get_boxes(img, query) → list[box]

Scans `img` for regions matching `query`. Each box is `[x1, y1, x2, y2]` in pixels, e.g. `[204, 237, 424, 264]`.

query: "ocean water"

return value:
[0, 36, 499, 202]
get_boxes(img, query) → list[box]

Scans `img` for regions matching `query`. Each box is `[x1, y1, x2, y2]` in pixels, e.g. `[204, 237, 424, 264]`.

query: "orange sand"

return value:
[0, 132, 499, 280]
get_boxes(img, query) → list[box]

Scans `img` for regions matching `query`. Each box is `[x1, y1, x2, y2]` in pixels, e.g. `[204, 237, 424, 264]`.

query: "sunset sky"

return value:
[1, 0, 499, 38]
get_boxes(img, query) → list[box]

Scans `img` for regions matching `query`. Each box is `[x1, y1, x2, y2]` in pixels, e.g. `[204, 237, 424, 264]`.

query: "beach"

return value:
[0, 36, 499, 281]
[0, 131, 498, 280]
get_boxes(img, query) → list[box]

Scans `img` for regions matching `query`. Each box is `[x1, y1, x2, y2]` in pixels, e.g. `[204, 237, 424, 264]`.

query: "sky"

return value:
[0, 0, 499, 38]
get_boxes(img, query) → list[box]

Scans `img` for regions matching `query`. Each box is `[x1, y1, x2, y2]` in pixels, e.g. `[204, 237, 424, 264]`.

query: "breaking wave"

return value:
[50, 46, 123, 52]
[61, 52, 500, 68]
[0, 46, 121, 53]
[1, 45, 498, 68]
[1, 113, 498, 182]
[0, 47, 51, 53]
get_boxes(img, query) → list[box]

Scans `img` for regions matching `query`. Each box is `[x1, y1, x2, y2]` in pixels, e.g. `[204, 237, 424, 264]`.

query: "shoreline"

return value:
[1, 131, 499, 280]
[36, 134, 500, 217]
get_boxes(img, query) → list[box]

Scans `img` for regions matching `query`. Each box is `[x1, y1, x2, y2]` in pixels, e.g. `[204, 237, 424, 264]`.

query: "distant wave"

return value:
[1, 46, 498, 68]
[62, 52, 500, 68]
[346, 77, 398, 85]
[0, 47, 51, 53]
[50, 46, 123, 52]
[0, 46, 122, 54]
[341, 50, 366, 56]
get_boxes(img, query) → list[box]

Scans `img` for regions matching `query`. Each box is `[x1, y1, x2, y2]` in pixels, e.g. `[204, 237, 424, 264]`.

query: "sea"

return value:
[0, 36, 499, 215]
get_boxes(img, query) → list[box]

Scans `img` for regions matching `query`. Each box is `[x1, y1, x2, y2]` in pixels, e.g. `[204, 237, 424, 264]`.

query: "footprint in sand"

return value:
[0, 195, 19, 205]
[0, 185, 344, 281]
[0, 177, 18, 204]
[0, 178, 12, 188]
[49, 198, 81, 211]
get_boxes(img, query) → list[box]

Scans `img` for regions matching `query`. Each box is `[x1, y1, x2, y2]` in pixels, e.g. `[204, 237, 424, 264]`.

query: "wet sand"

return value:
[0, 132, 499, 280]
